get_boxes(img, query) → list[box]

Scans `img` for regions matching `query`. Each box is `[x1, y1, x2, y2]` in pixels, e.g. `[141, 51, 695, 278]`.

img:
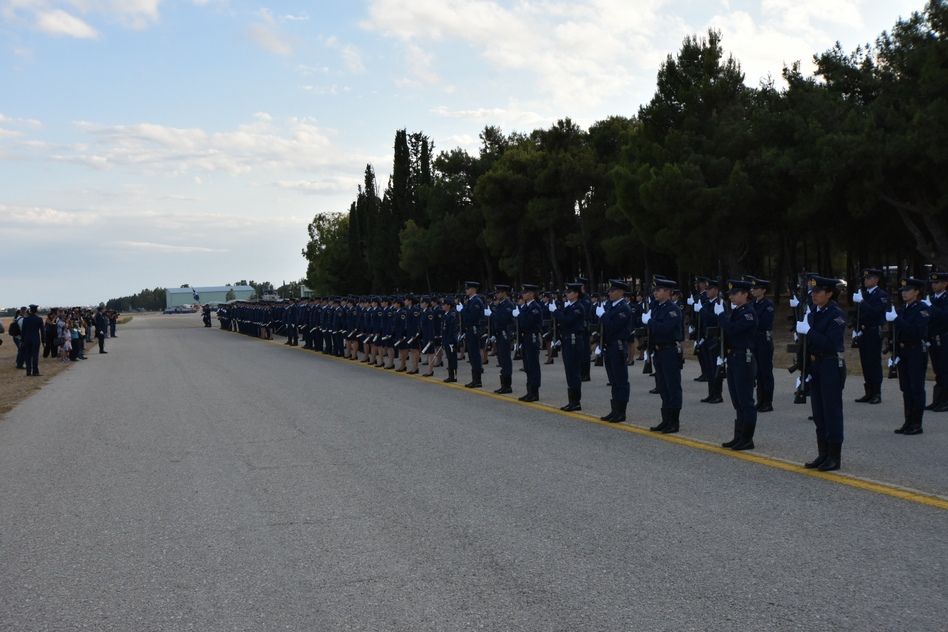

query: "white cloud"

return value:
[274, 176, 361, 193]
[247, 22, 293, 55]
[362, 0, 680, 109]
[42, 116, 366, 178]
[114, 240, 227, 253]
[35, 9, 98, 38]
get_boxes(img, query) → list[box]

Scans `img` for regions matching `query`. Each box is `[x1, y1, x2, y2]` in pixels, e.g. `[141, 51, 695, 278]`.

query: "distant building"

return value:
[166, 285, 255, 309]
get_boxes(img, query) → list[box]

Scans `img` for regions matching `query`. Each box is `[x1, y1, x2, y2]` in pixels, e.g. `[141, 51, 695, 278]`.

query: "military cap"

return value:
[705, 278, 720, 288]
[652, 277, 676, 289]
[576, 276, 589, 286]
[443, 296, 455, 306]
[929, 271, 947, 282]
[465, 281, 480, 289]
[565, 282, 583, 292]
[29, 303, 39, 309]
[494, 284, 511, 293]
[609, 279, 630, 291]
[522, 283, 539, 292]
[863, 268, 883, 278]
[695, 276, 710, 283]
[727, 279, 753, 293]
[899, 277, 926, 290]
[421, 295, 432, 303]
[751, 277, 771, 290]
[809, 275, 840, 292]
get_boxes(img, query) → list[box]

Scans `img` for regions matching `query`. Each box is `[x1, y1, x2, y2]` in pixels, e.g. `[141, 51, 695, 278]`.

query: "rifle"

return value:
[643, 270, 654, 375]
[786, 270, 810, 404]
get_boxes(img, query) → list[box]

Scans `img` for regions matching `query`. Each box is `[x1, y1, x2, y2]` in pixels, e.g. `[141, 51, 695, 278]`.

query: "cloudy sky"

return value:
[0, 0, 921, 307]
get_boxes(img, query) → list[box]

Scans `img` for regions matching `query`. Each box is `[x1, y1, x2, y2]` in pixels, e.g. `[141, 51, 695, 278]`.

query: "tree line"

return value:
[304, 1, 947, 295]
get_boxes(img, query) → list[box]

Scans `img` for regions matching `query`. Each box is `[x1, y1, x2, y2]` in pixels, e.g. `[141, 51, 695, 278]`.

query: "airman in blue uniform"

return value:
[925, 272, 948, 412]
[551, 283, 587, 411]
[718, 280, 758, 450]
[852, 268, 888, 404]
[490, 285, 516, 394]
[460, 282, 485, 388]
[795, 275, 847, 471]
[517, 284, 543, 401]
[699, 280, 725, 404]
[645, 277, 684, 433]
[749, 277, 776, 412]
[577, 277, 593, 381]
[889, 277, 931, 435]
[599, 279, 633, 422]
[441, 297, 459, 382]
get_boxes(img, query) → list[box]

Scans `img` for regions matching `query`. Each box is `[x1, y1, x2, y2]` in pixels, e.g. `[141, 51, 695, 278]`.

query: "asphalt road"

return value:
[1, 315, 945, 631]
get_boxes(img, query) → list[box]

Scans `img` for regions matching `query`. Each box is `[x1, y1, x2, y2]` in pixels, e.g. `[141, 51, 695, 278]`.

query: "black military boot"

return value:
[868, 383, 882, 405]
[464, 371, 482, 388]
[754, 386, 763, 411]
[649, 408, 668, 432]
[902, 408, 924, 435]
[443, 369, 457, 383]
[854, 382, 872, 403]
[609, 400, 627, 422]
[925, 385, 942, 411]
[661, 409, 680, 434]
[935, 389, 948, 412]
[817, 442, 842, 471]
[804, 438, 828, 469]
[560, 388, 582, 412]
[757, 389, 774, 413]
[519, 385, 539, 402]
[732, 421, 756, 451]
[494, 375, 513, 394]
[601, 400, 618, 422]
[894, 402, 911, 433]
[721, 418, 742, 448]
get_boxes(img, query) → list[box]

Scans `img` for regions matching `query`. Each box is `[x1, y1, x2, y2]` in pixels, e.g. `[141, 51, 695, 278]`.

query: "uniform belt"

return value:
[653, 343, 675, 350]
[726, 348, 751, 355]
[810, 352, 840, 362]
[899, 340, 923, 349]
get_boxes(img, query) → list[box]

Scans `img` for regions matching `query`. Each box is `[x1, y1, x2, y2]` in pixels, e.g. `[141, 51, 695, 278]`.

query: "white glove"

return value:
[920, 297, 931, 307]
[795, 377, 801, 388]
[484, 308, 491, 317]
[489, 336, 496, 343]
[730, 303, 739, 311]
[455, 303, 462, 312]
[887, 358, 894, 368]
[851, 331, 858, 340]
[716, 356, 724, 366]
[894, 356, 901, 366]
[513, 308, 520, 317]
[596, 306, 605, 317]
[796, 319, 810, 335]
[885, 306, 897, 322]
[548, 303, 556, 313]
[805, 375, 812, 383]
[688, 326, 695, 335]
[594, 345, 601, 356]
[641, 311, 651, 324]
[553, 339, 562, 348]
[852, 291, 863, 304]
[804, 305, 811, 315]
[790, 296, 800, 308]
[697, 338, 705, 346]
[713, 302, 725, 316]
[686, 296, 695, 306]
[793, 333, 798, 342]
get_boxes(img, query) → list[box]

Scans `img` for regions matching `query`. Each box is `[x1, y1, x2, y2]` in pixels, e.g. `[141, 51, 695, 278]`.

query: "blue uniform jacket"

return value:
[718, 303, 757, 350]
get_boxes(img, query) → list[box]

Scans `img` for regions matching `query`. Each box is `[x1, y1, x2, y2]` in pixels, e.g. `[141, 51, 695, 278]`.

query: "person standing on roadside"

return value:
[20, 304, 44, 377]
[94, 304, 109, 354]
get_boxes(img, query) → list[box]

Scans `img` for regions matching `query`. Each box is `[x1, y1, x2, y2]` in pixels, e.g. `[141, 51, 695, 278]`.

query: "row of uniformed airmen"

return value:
[214, 270, 947, 472]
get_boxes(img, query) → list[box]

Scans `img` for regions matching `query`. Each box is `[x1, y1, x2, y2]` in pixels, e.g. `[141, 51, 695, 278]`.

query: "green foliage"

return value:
[106, 288, 166, 311]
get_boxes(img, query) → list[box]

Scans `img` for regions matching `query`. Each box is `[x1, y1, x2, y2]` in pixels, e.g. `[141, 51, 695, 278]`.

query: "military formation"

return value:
[212, 269, 948, 472]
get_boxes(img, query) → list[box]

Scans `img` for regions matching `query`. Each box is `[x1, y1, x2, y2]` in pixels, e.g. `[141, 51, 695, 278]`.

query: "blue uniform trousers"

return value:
[858, 328, 883, 387]
[561, 333, 582, 391]
[897, 345, 928, 409]
[930, 335, 947, 391]
[754, 333, 774, 392]
[496, 336, 513, 378]
[466, 329, 482, 373]
[654, 346, 682, 409]
[809, 355, 845, 443]
[521, 332, 541, 388]
[604, 339, 629, 402]
[727, 350, 758, 425]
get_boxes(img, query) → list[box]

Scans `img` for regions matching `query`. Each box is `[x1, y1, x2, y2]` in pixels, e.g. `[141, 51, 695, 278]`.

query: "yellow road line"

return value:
[216, 326, 948, 512]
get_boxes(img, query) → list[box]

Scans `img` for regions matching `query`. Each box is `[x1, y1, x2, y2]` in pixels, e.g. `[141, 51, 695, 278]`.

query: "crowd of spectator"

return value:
[5, 304, 118, 376]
